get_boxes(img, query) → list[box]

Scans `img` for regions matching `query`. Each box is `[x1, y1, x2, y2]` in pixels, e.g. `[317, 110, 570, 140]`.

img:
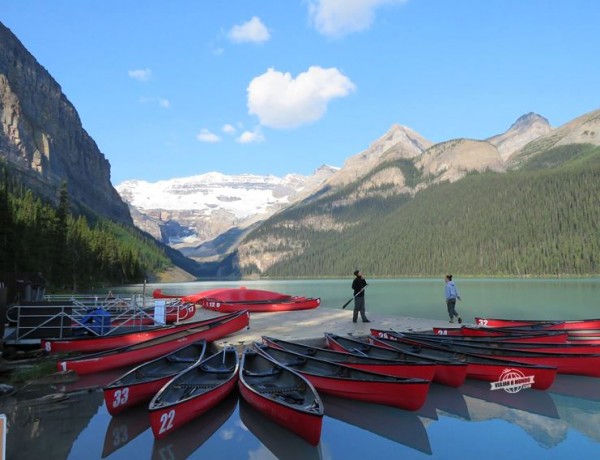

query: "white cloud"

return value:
[308, 0, 405, 37]
[222, 124, 237, 135]
[196, 129, 221, 143]
[138, 96, 170, 109]
[128, 68, 152, 81]
[228, 16, 270, 43]
[237, 129, 265, 144]
[247, 66, 355, 129]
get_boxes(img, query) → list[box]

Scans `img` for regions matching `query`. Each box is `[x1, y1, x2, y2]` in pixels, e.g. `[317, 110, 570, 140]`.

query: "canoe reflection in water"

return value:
[319, 394, 432, 455]
[102, 404, 150, 458]
[459, 379, 560, 419]
[151, 392, 238, 460]
[420, 383, 470, 420]
[239, 398, 324, 460]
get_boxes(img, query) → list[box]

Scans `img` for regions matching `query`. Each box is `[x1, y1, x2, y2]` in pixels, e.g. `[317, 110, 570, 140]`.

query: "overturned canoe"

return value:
[200, 288, 320, 313]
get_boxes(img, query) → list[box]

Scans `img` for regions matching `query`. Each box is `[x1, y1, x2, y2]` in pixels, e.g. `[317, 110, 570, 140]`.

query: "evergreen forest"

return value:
[0, 165, 173, 292]
[248, 144, 600, 278]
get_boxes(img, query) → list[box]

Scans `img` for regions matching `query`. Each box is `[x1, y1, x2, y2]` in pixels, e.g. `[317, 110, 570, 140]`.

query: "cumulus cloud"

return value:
[228, 16, 270, 43]
[308, 0, 405, 37]
[237, 129, 265, 144]
[222, 124, 237, 135]
[128, 68, 152, 81]
[247, 66, 355, 129]
[196, 129, 221, 143]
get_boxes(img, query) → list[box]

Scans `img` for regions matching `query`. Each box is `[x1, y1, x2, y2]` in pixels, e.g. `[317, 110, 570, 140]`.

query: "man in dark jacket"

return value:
[351, 270, 370, 323]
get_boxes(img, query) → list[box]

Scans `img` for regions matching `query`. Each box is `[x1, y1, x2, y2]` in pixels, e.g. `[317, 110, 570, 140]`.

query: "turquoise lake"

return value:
[2, 278, 600, 459]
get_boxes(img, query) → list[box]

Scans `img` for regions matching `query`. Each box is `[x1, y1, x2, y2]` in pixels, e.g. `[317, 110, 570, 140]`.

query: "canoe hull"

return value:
[43, 310, 243, 354]
[148, 349, 239, 439]
[202, 297, 320, 313]
[256, 344, 430, 411]
[149, 377, 237, 440]
[57, 311, 249, 374]
[239, 350, 323, 446]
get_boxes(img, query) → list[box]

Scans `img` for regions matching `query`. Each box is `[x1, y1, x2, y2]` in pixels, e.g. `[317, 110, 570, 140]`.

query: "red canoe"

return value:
[325, 332, 467, 388]
[369, 332, 557, 390]
[199, 288, 320, 313]
[56, 311, 249, 375]
[431, 326, 570, 343]
[103, 340, 208, 415]
[402, 331, 600, 354]
[392, 333, 600, 377]
[474, 317, 600, 330]
[255, 342, 431, 411]
[152, 289, 183, 299]
[43, 310, 248, 354]
[149, 347, 239, 439]
[239, 347, 324, 446]
[262, 336, 436, 381]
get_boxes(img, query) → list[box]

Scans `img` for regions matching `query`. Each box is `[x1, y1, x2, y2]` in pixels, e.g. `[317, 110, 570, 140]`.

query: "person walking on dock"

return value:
[445, 274, 462, 324]
[351, 270, 370, 323]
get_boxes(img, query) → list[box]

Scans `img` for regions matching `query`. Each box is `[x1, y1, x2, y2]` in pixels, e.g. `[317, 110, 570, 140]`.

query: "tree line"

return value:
[0, 165, 172, 291]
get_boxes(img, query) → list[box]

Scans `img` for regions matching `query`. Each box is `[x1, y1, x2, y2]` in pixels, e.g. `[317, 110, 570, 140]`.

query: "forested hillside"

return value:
[245, 144, 600, 277]
[0, 164, 174, 291]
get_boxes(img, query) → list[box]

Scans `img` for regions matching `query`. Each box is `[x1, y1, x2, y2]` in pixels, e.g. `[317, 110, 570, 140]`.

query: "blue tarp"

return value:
[80, 307, 112, 335]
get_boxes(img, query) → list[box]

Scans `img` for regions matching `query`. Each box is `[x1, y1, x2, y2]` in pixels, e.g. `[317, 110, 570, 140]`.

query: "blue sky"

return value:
[2, 1, 599, 185]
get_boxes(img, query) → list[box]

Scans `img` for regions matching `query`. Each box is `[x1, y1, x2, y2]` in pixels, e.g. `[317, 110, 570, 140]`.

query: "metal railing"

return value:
[4, 294, 166, 344]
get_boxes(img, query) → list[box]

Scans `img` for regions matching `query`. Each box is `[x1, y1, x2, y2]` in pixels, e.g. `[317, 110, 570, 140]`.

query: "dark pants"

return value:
[353, 296, 368, 322]
[446, 298, 458, 319]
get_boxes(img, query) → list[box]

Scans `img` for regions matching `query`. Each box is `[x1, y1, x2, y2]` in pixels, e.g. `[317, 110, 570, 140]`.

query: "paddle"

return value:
[341, 286, 367, 309]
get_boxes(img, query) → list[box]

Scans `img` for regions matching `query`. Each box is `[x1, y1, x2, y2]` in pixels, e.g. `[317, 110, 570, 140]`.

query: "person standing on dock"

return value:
[445, 274, 462, 324]
[351, 270, 370, 323]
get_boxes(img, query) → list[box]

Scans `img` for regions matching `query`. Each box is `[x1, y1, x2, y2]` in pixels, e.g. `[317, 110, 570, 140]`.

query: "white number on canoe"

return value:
[112, 388, 130, 408]
[44, 341, 52, 352]
[159, 409, 176, 435]
[477, 319, 488, 326]
[437, 329, 448, 335]
[60, 362, 67, 371]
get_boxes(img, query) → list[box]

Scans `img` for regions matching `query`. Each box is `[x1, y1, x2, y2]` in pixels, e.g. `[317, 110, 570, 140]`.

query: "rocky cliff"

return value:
[0, 22, 131, 224]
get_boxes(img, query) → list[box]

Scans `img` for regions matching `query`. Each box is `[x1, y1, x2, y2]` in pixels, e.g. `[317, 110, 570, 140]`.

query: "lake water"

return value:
[2, 278, 600, 459]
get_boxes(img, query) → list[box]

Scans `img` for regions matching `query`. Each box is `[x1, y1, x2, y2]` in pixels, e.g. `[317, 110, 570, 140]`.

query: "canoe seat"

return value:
[167, 355, 198, 363]
[243, 368, 282, 378]
[200, 364, 233, 374]
[273, 392, 305, 405]
[177, 383, 216, 389]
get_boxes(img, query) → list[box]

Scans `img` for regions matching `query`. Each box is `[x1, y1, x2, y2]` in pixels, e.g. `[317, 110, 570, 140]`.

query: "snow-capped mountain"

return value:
[115, 166, 338, 252]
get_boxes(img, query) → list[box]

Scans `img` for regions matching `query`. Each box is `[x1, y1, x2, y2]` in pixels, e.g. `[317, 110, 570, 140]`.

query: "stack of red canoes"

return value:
[199, 288, 321, 313]
[371, 316, 600, 379]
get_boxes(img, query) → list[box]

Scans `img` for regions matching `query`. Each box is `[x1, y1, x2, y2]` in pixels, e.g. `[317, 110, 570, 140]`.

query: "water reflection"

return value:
[459, 379, 560, 419]
[102, 404, 150, 457]
[238, 398, 323, 460]
[421, 383, 469, 420]
[0, 388, 104, 460]
[319, 393, 432, 455]
[3, 368, 600, 458]
[151, 392, 238, 460]
[548, 374, 600, 402]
